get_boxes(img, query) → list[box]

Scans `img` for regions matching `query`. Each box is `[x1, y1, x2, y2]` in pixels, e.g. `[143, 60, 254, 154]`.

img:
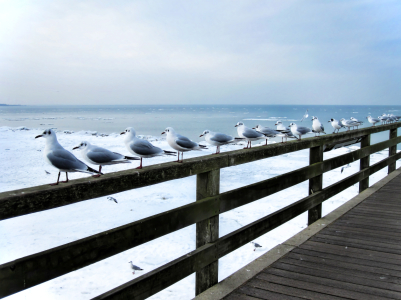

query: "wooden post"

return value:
[196, 169, 220, 295]
[389, 128, 397, 174]
[308, 145, 323, 225]
[359, 134, 371, 192]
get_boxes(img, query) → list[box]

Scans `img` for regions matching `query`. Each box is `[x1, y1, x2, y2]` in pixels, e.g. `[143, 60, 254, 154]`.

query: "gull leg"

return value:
[62, 172, 69, 183]
[93, 165, 102, 177]
[176, 152, 180, 162]
[50, 172, 61, 186]
[136, 158, 143, 169]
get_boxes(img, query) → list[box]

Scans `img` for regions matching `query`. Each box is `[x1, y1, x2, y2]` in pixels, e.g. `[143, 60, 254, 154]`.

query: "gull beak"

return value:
[120, 132, 126, 135]
[35, 135, 42, 139]
[328, 120, 330, 122]
[161, 131, 165, 135]
[234, 125, 238, 127]
[72, 146, 79, 150]
[199, 134, 203, 137]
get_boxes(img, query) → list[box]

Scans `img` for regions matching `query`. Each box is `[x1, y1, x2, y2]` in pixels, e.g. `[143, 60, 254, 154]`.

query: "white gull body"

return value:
[366, 116, 380, 126]
[311, 116, 326, 136]
[288, 123, 311, 140]
[200, 130, 234, 154]
[162, 127, 206, 162]
[235, 122, 268, 148]
[73, 141, 139, 175]
[328, 118, 343, 133]
[121, 127, 175, 168]
[35, 129, 101, 185]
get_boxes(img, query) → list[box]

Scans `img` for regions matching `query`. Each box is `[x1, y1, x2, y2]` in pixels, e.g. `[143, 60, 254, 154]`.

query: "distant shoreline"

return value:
[0, 104, 25, 106]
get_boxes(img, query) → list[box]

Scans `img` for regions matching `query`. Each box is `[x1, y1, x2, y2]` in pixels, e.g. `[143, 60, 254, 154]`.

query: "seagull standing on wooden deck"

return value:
[73, 141, 140, 176]
[35, 129, 102, 185]
[251, 242, 262, 251]
[162, 127, 207, 162]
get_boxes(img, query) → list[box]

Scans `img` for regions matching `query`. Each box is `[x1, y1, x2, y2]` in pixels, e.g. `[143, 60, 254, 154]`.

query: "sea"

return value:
[1, 104, 401, 147]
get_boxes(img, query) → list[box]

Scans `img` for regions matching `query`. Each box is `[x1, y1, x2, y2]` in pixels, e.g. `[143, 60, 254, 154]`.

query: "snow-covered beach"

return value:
[1, 126, 399, 300]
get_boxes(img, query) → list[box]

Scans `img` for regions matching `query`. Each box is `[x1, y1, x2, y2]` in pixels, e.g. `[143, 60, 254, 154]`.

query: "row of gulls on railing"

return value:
[35, 112, 401, 185]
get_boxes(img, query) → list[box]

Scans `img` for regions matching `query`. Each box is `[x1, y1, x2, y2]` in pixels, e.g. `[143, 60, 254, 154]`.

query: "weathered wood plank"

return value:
[389, 128, 398, 173]
[257, 271, 383, 300]
[271, 262, 401, 296]
[284, 252, 401, 282]
[1, 125, 400, 220]
[224, 291, 261, 300]
[245, 278, 342, 300]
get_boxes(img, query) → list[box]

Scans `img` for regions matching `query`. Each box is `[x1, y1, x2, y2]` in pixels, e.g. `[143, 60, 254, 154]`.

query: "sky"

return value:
[1, 0, 401, 105]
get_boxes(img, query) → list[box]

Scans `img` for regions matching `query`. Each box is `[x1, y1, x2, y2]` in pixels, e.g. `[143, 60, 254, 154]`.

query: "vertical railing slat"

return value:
[308, 145, 323, 225]
[359, 134, 371, 192]
[195, 169, 220, 295]
[389, 128, 397, 174]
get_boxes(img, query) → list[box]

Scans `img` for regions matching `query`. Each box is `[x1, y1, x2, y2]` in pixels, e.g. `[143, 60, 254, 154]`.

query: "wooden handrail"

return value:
[1, 123, 400, 220]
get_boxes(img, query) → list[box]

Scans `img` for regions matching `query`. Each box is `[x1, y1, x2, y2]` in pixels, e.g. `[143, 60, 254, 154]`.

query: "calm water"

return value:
[1, 105, 400, 147]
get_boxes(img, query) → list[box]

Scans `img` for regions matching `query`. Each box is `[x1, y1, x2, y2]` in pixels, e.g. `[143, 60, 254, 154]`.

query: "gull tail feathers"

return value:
[163, 150, 177, 156]
[87, 166, 103, 175]
[124, 155, 141, 160]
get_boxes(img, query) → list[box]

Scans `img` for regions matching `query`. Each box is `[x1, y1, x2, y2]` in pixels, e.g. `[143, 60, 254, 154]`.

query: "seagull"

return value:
[300, 109, 309, 122]
[349, 117, 363, 129]
[200, 130, 234, 154]
[35, 129, 102, 185]
[121, 127, 176, 169]
[288, 123, 311, 140]
[328, 118, 343, 133]
[274, 121, 298, 143]
[128, 261, 143, 274]
[235, 122, 268, 148]
[251, 242, 262, 251]
[366, 116, 380, 126]
[161, 127, 207, 162]
[339, 118, 357, 131]
[311, 116, 326, 136]
[73, 141, 140, 176]
[107, 196, 118, 203]
[341, 164, 351, 173]
[253, 125, 280, 145]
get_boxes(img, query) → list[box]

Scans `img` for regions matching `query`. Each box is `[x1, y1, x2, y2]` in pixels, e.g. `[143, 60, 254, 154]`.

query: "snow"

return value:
[0, 126, 399, 300]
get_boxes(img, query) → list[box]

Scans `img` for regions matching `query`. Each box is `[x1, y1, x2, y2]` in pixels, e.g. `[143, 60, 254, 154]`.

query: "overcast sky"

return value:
[1, 0, 400, 105]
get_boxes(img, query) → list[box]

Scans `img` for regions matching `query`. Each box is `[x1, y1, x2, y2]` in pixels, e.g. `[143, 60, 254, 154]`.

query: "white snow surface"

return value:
[1, 126, 399, 300]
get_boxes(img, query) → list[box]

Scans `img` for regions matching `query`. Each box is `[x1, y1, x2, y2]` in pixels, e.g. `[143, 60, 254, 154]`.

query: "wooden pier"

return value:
[0, 123, 400, 299]
[197, 168, 401, 300]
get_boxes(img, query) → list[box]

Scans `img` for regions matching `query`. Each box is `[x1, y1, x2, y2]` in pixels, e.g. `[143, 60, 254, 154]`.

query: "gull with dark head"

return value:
[35, 129, 102, 185]
[121, 127, 175, 169]
[162, 127, 206, 162]
[73, 141, 140, 176]
[328, 118, 343, 133]
[235, 122, 268, 148]
[200, 130, 234, 154]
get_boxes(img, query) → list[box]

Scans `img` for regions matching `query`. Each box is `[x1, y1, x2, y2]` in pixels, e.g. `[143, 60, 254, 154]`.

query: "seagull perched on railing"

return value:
[253, 125, 280, 145]
[328, 118, 343, 133]
[274, 121, 298, 143]
[235, 122, 269, 148]
[73, 141, 140, 176]
[128, 261, 143, 274]
[122, 127, 176, 168]
[200, 130, 234, 154]
[35, 129, 102, 185]
[311, 116, 326, 137]
[366, 116, 380, 126]
[340, 118, 358, 131]
[162, 127, 207, 162]
[288, 123, 311, 140]
[350, 117, 363, 129]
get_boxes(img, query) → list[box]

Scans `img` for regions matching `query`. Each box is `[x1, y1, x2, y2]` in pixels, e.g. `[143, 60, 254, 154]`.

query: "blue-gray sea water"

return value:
[1, 105, 400, 148]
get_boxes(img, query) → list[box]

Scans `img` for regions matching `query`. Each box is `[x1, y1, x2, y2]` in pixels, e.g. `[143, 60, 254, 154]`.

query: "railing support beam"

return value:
[389, 128, 397, 174]
[196, 169, 220, 295]
[308, 145, 323, 225]
[359, 134, 371, 192]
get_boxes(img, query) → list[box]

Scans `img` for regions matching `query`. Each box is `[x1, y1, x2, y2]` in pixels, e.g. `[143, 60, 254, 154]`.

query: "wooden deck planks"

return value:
[223, 173, 401, 299]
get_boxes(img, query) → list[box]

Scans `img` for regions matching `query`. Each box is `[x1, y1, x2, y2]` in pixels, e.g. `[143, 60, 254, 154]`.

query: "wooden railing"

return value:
[1, 123, 400, 299]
